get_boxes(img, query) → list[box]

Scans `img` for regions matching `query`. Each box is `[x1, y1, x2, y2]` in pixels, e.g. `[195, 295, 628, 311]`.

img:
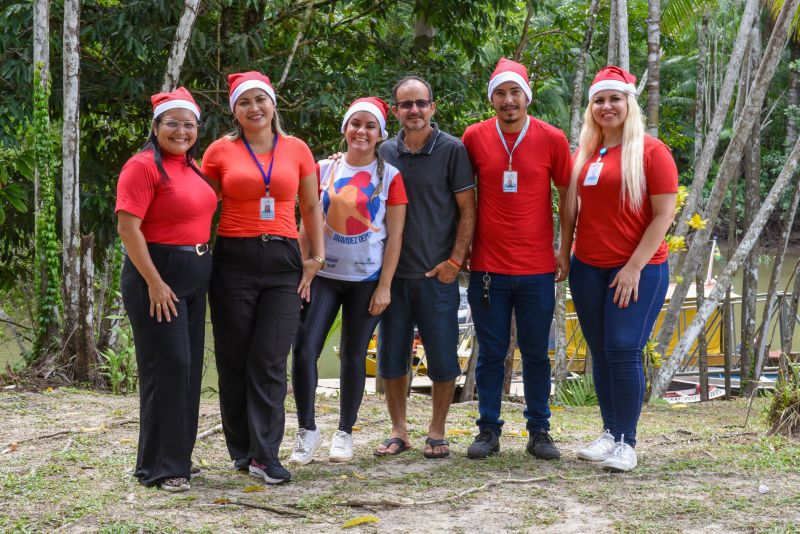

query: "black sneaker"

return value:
[249, 458, 291, 484]
[526, 431, 561, 460]
[467, 429, 500, 459]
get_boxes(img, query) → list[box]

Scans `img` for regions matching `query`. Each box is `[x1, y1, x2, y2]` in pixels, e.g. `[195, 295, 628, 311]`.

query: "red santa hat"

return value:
[487, 57, 532, 103]
[228, 71, 276, 112]
[341, 97, 389, 140]
[151, 87, 200, 120]
[588, 66, 637, 99]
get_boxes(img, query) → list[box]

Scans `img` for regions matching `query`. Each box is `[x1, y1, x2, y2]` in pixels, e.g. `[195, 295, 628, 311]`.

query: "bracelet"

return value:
[447, 257, 462, 270]
[312, 255, 326, 268]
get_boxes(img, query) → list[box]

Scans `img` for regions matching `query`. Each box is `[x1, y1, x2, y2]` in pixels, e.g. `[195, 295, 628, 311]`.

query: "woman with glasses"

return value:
[565, 66, 678, 472]
[201, 71, 324, 484]
[116, 87, 217, 492]
[289, 97, 407, 465]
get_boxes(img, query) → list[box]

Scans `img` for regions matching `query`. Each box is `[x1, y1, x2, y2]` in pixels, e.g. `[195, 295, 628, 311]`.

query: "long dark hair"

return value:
[141, 116, 206, 184]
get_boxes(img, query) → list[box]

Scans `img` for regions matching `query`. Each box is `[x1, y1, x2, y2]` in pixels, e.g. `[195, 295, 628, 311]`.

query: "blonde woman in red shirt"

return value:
[565, 66, 678, 472]
[201, 72, 324, 484]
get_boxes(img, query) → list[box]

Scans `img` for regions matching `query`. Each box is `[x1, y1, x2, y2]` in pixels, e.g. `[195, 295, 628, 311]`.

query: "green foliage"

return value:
[99, 315, 138, 395]
[764, 363, 800, 437]
[555, 373, 598, 406]
[31, 64, 63, 360]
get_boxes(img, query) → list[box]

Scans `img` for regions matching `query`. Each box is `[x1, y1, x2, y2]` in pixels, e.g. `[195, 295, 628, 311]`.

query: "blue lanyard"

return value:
[495, 116, 530, 170]
[242, 134, 278, 196]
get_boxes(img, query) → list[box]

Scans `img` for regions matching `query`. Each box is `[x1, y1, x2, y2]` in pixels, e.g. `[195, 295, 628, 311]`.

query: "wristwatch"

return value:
[312, 255, 326, 268]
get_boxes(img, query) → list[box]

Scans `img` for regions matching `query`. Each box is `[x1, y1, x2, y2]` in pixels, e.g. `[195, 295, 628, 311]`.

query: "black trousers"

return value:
[292, 276, 380, 434]
[210, 236, 302, 463]
[121, 247, 211, 487]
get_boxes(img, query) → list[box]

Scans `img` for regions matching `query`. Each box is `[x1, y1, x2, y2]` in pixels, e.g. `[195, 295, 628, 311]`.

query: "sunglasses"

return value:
[395, 99, 432, 111]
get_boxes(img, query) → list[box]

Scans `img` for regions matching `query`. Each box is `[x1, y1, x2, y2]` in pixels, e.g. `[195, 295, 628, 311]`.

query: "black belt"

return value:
[259, 234, 289, 242]
[148, 243, 210, 256]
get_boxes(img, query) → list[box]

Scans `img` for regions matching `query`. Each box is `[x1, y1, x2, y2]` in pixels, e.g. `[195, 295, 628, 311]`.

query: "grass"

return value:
[1, 388, 799, 532]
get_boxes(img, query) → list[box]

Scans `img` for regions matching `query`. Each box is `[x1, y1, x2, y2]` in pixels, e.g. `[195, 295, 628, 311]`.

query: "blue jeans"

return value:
[378, 277, 462, 382]
[569, 256, 669, 447]
[468, 272, 555, 434]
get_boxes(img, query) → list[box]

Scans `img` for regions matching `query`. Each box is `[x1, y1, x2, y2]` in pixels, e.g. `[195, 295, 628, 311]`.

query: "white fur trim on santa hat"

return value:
[487, 71, 532, 103]
[341, 101, 388, 140]
[153, 99, 200, 120]
[229, 80, 276, 111]
[588, 80, 636, 99]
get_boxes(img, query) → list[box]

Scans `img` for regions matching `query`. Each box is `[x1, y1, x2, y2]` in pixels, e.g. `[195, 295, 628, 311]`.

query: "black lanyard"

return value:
[243, 134, 278, 196]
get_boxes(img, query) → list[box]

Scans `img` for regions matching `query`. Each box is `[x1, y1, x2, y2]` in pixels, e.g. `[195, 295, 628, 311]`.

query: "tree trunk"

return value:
[277, 5, 313, 89]
[33, 0, 49, 220]
[607, 0, 619, 66]
[788, 40, 800, 151]
[61, 0, 82, 369]
[754, 182, 800, 382]
[161, 0, 202, 92]
[645, 0, 660, 136]
[781, 262, 800, 360]
[617, 0, 630, 70]
[697, 256, 709, 401]
[741, 22, 762, 397]
[650, 0, 797, 372]
[503, 313, 516, 395]
[569, 0, 600, 150]
[513, 2, 535, 61]
[73, 235, 97, 383]
[672, 0, 760, 241]
[693, 12, 709, 163]
[413, 1, 435, 51]
[460, 331, 478, 402]
[652, 131, 800, 398]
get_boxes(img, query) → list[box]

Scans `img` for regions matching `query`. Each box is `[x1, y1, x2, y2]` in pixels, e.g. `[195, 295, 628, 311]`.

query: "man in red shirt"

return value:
[462, 58, 572, 460]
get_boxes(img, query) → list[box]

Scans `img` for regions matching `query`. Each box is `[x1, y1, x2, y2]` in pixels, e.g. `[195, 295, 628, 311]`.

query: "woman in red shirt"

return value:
[116, 88, 217, 492]
[201, 72, 324, 484]
[564, 67, 678, 472]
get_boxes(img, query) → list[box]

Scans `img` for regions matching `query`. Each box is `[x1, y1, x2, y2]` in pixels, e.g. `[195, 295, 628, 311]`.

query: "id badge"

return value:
[259, 196, 275, 220]
[502, 170, 518, 193]
[584, 162, 603, 186]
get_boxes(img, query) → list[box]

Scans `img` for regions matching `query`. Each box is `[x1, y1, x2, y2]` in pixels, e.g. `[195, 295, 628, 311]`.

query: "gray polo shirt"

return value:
[379, 123, 475, 279]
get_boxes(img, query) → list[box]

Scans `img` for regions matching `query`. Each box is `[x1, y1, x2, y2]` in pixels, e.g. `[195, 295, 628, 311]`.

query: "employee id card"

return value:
[583, 162, 603, 186]
[502, 170, 518, 193]
[259, 196, 275, 220]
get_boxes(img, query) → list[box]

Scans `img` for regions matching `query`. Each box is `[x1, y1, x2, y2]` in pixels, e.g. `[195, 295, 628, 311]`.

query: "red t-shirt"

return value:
[574, 136, 679, 267]
[201, 135, 316, 238]
[463, 116, 572, 275]
[115, 150, 217, 244]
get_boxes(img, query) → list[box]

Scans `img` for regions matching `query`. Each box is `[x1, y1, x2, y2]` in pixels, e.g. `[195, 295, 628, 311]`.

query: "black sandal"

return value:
[423, 437, 450, 459]
[374, 437, 411, 456]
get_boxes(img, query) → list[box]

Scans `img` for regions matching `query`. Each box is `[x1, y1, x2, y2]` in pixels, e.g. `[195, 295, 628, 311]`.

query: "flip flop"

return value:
[374, 437, 411, 457]
[423, 437, 450, 459]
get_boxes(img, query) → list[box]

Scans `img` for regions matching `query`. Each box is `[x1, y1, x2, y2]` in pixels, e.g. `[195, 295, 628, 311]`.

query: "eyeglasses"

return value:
[159, 119, 200, 131]
[395, 99, 432, 110]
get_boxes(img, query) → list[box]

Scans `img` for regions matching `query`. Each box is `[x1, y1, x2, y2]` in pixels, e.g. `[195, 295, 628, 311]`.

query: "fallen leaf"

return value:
[118, 438, 133, 445]
[1, 442, 18, 454]
[340, 474, 348, 479]
[670, 403, 688, 409]
[80, 425, 106, 433]
[243, 485, 265, 493]
[342, 516, 379, 528]
[351, 426, 361, 432]
[352, 472, 367, 480]
[446, 428, 473, 436]
[550, 405, 565, 412]
[213, 498, 231, 504]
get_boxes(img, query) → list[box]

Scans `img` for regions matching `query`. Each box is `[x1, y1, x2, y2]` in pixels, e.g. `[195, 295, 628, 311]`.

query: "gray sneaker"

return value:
[526, 431, 561, 460]
[577, 430, 615, 461]
[289, 427, 323, 465]
[467, 429, 500, 459]
[601, 437, 637, 472]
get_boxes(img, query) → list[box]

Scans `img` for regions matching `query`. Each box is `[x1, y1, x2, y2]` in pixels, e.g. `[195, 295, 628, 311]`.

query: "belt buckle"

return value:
[195, 243, 209, 256]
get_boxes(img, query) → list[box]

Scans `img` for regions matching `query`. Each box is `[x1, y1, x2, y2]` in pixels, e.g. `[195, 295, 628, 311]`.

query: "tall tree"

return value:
[161, 0, 202, 92]
[645, 0, 661, 136]
[569, 0, 600, 147]
[652, 132, 800, 398]
[694, 11, 710, 163]
[617, 0, 630, 70]
[651, 0, 796, 368]
[607, 0, 619, 65]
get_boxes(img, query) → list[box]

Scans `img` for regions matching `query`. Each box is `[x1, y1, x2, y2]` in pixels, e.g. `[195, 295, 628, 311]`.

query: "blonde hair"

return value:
[225, 106, 287, 141]
[567, 92, 645, 218]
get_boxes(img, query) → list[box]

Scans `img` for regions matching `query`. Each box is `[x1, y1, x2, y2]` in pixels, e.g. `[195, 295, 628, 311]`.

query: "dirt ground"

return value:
[1, 387, 799, 533]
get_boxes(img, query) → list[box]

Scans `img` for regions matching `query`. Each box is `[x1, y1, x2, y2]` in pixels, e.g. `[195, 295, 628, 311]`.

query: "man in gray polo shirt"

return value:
[373, 76, 475, 459]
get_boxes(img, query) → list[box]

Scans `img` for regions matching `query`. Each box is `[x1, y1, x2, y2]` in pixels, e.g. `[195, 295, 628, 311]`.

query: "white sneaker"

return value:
[600, 437, 637, 472]
[577, 430, 616, 461]
[289, 428, 322, 465]
[328, 430, 354, 463]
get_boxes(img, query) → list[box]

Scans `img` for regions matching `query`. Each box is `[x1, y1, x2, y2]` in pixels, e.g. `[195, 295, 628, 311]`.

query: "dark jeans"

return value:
[378, 276, 462, 382]
[210, 236, 302, 463]
[467, 272, 555, 435]
[121, 247, 211, 486]
[292, 276, 380, 434]
[569, 256, 669, 447]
